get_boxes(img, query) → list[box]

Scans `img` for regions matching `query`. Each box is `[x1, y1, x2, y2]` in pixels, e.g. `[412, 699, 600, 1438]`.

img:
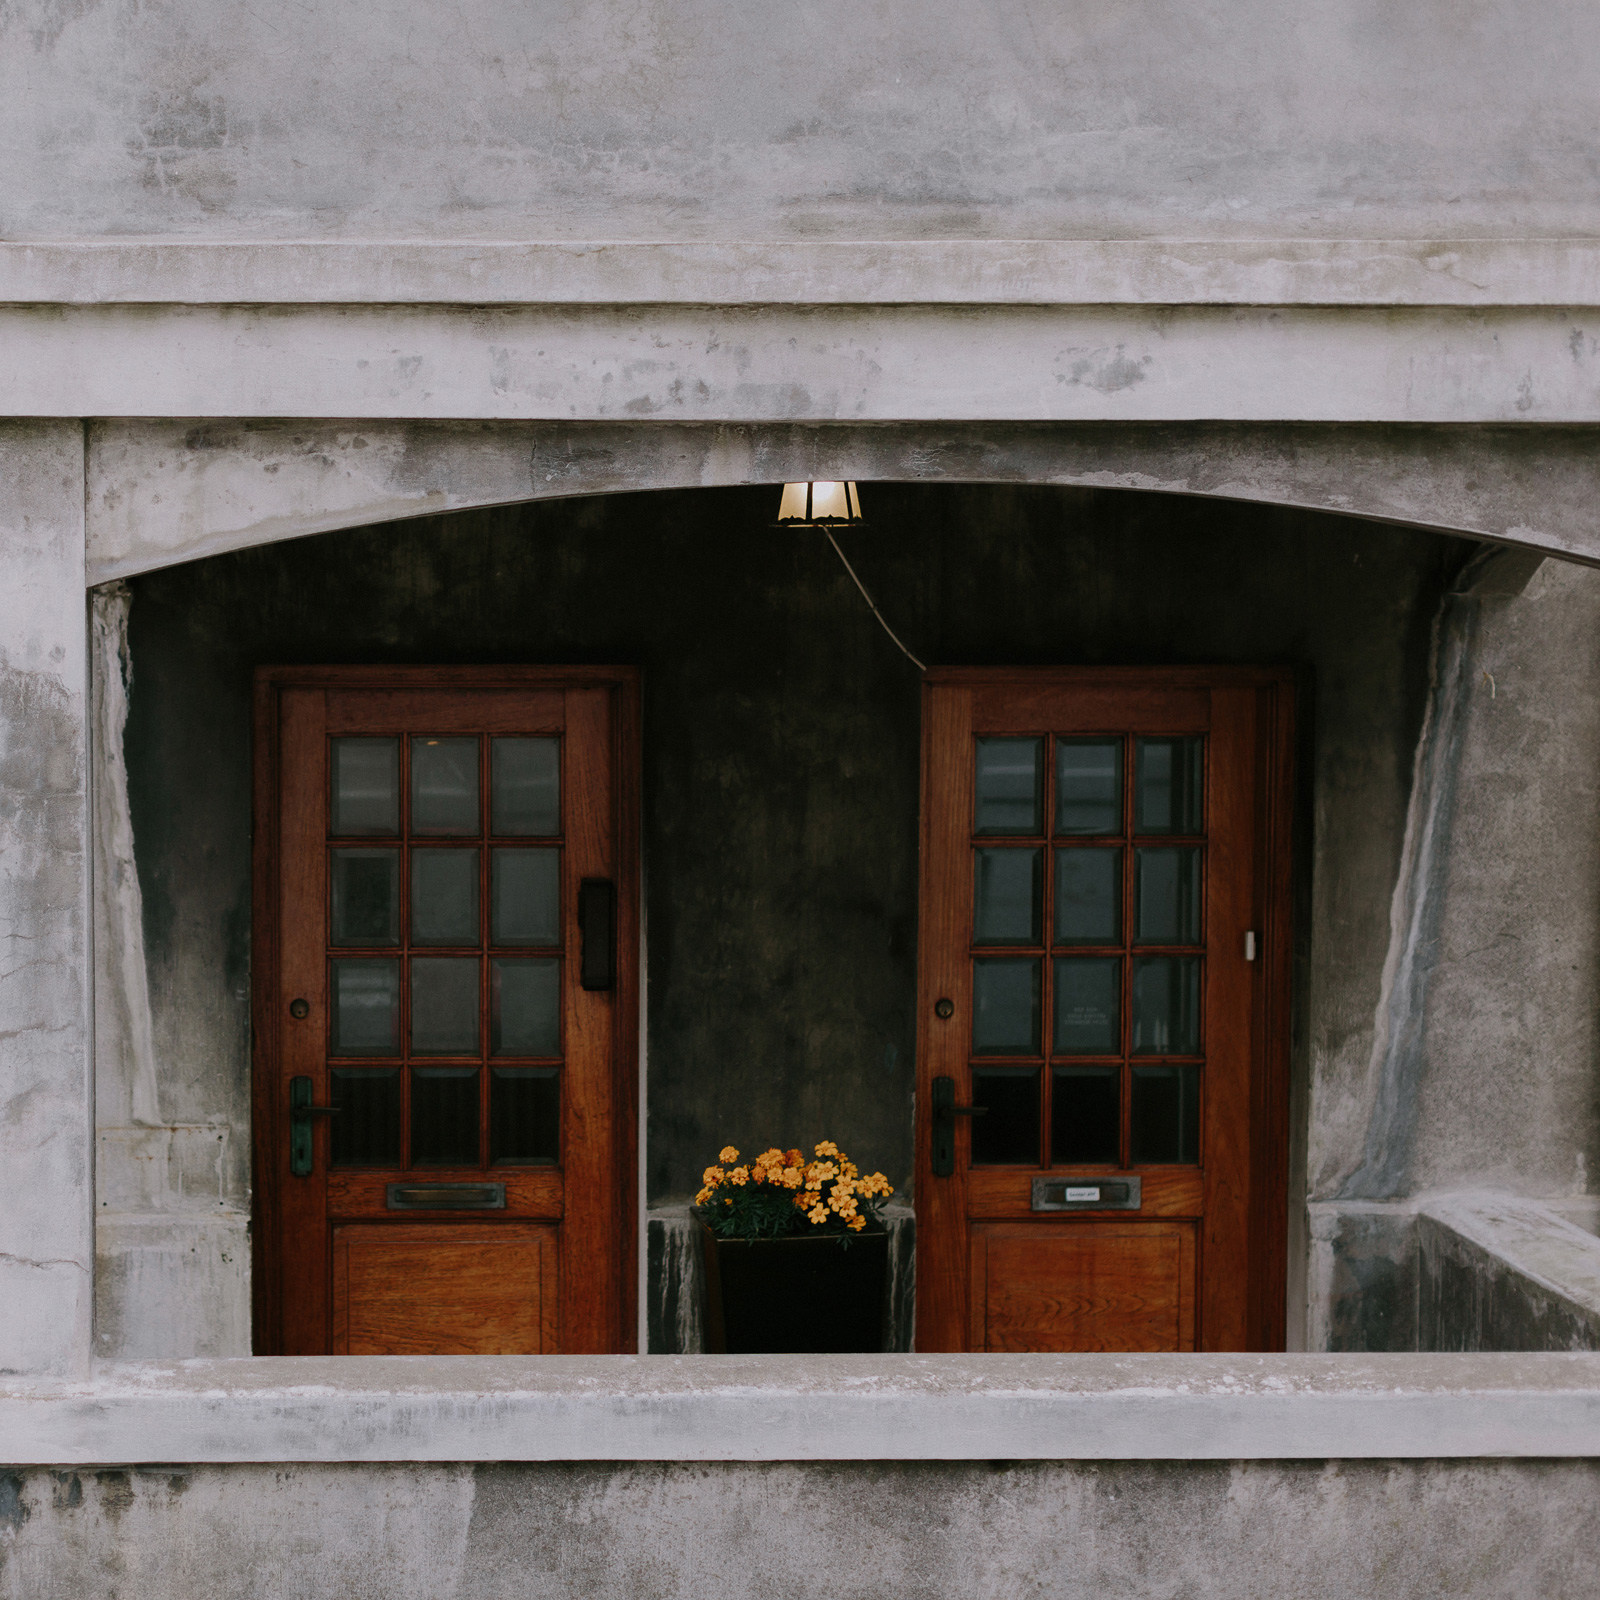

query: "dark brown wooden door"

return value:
[915, 669, 1293, 1353]
[252, 667, 639, 1355]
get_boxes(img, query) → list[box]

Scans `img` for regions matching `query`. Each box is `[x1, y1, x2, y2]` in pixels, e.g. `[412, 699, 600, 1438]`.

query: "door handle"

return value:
[930, 1075, 987, 1178]
[579, 877, 615, 991]
[289, 1075, 338, 1178]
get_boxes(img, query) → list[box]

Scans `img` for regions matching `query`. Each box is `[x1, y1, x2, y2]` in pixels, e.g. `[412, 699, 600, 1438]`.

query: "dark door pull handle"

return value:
[931, 1076, 986, 1177]
[289, 1076, 338, 1178]
[579, 878, 616, 991]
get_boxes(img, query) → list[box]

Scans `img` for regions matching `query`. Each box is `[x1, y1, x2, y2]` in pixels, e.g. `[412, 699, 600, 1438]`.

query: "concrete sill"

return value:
[4, 1353, 1600, 1464]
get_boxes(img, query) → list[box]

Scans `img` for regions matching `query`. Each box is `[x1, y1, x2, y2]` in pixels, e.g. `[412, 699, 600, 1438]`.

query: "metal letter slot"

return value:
[386, 1182, 507, 1210]
[579, 877, 615, 991]
[1031, 1175, 1142, 1212]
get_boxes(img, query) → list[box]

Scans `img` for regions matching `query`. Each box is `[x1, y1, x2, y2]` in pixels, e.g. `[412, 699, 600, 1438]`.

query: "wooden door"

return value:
[915, 668, 1293, 1353]
[252, 667, 639, 1355]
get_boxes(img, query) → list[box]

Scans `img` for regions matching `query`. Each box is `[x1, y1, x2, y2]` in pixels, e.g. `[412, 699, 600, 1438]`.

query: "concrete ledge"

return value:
[8, 238, 1600, 307]
[1420, 1195, 1600, 1350]
[4, 1354, 1600, 1464]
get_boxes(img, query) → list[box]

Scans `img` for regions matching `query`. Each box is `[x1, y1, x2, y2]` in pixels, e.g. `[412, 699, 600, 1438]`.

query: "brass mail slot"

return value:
[1032, 1176, 1142, 1212]
[386, 1182, 506, 1210]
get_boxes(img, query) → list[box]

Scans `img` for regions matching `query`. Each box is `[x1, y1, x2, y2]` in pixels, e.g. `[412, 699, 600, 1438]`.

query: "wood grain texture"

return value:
[253, 665, 640, 1357]
[971, 1221, 1196, 1352]
[332, 1222, 558, 1354]
[966, 1167, 1202, 1218]
[326, 1166, 564, 1218]
[917, 667, 1295, 1355]
[914, 681, 975, 1352]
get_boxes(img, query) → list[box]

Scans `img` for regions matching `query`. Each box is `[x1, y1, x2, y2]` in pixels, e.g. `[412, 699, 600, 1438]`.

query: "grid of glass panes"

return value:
[325, 734, 563, 1168]
[968, 733, 1204, 1168]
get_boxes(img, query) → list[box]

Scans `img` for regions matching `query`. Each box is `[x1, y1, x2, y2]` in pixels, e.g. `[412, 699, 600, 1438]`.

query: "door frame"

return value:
[250, 664, 641, 1355]
[913, 665, 1297, 1352]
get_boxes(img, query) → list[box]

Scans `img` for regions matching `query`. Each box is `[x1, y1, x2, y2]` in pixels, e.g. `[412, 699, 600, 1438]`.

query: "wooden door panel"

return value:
[971, 1222, 1196, 1352]
[332, 1222, 559, 1354]
[253, 666, 639, 1356]
[915, 667, 1293, 1355]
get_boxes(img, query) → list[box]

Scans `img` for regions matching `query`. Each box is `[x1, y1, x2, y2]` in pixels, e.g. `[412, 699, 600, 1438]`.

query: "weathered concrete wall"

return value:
[2, 1456, 1597, 1599]
[4, 0, 1600, 241]
[108, 482, 1465, 1354]
[0, 421, 92, 1378]
[1418, 1195, 1600, 1351]
[82, 421, 1600, 583]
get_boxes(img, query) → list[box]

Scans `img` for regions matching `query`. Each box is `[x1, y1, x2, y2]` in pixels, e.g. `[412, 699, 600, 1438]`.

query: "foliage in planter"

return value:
[694, 1142, 894, 1240]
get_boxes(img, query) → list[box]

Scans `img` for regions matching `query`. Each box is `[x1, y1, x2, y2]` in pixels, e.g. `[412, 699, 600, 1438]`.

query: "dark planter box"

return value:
[701, 1223, 890, 1353]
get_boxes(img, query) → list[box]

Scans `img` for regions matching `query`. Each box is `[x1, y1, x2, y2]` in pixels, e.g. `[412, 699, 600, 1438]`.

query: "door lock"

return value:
[289, 1075, 339, 1178]
[931, 1075, 987, 1177]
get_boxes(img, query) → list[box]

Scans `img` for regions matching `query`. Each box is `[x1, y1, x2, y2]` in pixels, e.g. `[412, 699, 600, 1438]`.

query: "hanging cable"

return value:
[825, 531, 926, 673]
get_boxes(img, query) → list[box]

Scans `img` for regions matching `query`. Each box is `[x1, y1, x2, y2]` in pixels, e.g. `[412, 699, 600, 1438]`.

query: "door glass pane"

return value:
[412, 737, 480, 835]
[330, 1068, 400, 1165]
[1053, 957, 1120, 1054]
[411, 849, 480, 946]
[330, 849, 399, 946]
[492, 737, 561, 837]
[1055, 848, 1121, 945]
[1055, 739, 1122, 835]
[975, 738, 1042, 835]
[972, 957, 1041, 1054]
[1052, 1067, 1120, 1164]
[491, 1067, 560, 1164]
[492, 958, 561, 1056]
[491, 848, 561, 946]
[1131, 1065, 1200, 1163]
[331, 958, 400, 1055]
[974, 848, 1041, 946]
[412, 1067, 480, 1165]
[970, 1066, 1040, 1164]
[331, 738, 399, 836]
[410, 956, 481, 1055]
[1130, 956, 1201, 1054]
[1134, 847, 1201, 945]
[1135, 737, 1203, 834]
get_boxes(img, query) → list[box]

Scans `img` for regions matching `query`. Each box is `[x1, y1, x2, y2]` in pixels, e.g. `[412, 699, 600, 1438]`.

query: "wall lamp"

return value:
[774, 481, 865, 529]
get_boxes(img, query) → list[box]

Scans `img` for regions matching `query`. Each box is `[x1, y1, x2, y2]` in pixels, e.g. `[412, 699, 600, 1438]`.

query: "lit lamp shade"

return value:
[775, 481, 865, 528]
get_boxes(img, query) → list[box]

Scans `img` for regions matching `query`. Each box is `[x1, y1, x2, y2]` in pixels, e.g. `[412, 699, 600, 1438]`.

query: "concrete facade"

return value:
[5, 0, 1600, 1583]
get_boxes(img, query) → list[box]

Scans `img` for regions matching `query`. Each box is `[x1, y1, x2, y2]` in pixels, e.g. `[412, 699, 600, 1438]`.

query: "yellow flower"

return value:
[786, 1149, 805, 1167]
[848, 1215, 866, 1232]
[702, 1166, 725, 1187]
[807, 1204, 828, 1224]
[719, 1146, 740, 1164]
[695, 1186, 713, 1205]
[729, 1166, 749, 1186]
[780, 1168, 803, 1189]
[814, 1140, 840, 1158]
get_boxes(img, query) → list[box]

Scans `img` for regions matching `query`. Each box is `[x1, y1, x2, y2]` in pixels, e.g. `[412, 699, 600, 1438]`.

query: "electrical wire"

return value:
[825, 531, 927, 672]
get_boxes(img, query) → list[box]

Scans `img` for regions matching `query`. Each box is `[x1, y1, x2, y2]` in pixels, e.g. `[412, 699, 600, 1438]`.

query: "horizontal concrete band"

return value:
[8, 239, 1600, 307]
[4, 1354, 1600, 1464]
[8, 304, 1600, 423]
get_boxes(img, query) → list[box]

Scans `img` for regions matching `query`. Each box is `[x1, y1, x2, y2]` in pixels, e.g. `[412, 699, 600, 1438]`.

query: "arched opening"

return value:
[91, 480, 1600, 1359]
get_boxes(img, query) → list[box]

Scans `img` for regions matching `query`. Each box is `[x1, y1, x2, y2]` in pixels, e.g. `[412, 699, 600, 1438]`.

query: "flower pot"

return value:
[701, 1223, 890, 1353]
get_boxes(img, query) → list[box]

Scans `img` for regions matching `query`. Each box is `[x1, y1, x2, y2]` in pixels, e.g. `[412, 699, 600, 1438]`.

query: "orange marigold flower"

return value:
[729, 1166, 749, 1186]
[702, 1166, 725, 1187]
[814, 1140, 839, 1158]
[719, 1146, 740, 1164]
[848, 1215, 866, 1231]
[807, 1205, 828, 1224]
[786, 1149, 805, 1167]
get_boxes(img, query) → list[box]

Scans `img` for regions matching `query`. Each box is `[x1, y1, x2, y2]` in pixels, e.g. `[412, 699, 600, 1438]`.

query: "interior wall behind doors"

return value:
[108, 483, 1468, 1357]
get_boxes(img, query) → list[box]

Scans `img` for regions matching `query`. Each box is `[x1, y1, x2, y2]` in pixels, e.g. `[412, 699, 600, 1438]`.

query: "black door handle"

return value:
[579, 878, 615, 991]
[931, 1076, 986, 1178]
[289, 1075, 339, 1178]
